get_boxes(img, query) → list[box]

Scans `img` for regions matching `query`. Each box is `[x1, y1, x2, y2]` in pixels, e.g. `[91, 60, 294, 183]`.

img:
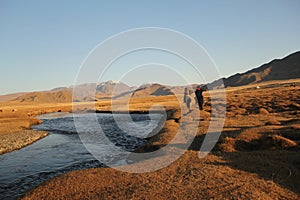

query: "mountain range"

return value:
[1, 51, 299, 103]
[210, 51, 300, 88]
[8, 81, 134, 103]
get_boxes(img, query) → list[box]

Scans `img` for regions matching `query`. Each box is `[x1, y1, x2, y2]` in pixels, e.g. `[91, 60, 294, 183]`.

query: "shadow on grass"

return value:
[211, 150, 300, 195]
[162, 125, 300, 195]
[133, 120, 300, 195]
[192, 127, 300, 195]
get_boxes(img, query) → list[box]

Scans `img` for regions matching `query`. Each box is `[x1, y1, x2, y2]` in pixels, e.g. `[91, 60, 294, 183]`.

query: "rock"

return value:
[219, 137, 236, 152]
[264, 135, 297, 149]
[259, 108, 269, 115]
[236, 108, 246, 115]
[199, 110, 210, 119]
[265, 119, 281, 125]
[289, 102, 300, 110]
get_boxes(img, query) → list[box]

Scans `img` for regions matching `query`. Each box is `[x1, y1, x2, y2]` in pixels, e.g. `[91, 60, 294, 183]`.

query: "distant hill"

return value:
[0, 92, 30, 102]
[72, 81, 133, 101]
[13, 90, 72, 103]
[5, 81, 132, 103]
[216, 51, 300, 87]
[132, 84, 174, 97]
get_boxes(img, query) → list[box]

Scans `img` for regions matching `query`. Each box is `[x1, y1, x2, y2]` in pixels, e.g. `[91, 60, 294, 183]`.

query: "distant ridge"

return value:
[132, 84, 174, 97]
[213, 51, 300, 87]
[0, 92, 30, 102]
[13, 90, 72, 103]
[8, 81, 133, 103]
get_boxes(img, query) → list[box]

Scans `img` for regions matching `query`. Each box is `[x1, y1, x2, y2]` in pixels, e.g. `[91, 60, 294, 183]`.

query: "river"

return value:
[0, 112, 162, 199]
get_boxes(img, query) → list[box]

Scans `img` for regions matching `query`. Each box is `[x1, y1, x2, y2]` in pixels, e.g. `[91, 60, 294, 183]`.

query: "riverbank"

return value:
[0, 113, 49, 155]
[0, 99, 75, 155]
[0, 95, 180, 155]
[0, 130, 48, 155]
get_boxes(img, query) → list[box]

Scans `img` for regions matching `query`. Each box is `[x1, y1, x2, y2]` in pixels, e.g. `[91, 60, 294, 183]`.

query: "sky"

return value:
[0, 0, 299, 94]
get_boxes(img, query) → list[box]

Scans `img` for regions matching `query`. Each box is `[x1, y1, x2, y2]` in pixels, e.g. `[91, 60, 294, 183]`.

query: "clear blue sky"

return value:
[0, 0, 299, 94]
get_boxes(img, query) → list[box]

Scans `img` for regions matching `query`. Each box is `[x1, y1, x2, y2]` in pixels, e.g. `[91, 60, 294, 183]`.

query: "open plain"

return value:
[1, 80, 298, 199]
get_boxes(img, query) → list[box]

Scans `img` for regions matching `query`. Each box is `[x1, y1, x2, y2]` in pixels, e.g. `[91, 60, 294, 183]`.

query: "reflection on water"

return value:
[0, 113, 162, 199]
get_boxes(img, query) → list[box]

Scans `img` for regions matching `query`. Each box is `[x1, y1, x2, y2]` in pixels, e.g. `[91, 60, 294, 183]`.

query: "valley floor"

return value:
[1, 80, 300, 199]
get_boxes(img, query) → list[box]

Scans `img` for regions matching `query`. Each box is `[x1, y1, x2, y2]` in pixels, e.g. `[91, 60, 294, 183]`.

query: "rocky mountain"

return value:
[74, 81, 133, 101]
[217, 51, 300, 87]
[96, 80, 131, 95]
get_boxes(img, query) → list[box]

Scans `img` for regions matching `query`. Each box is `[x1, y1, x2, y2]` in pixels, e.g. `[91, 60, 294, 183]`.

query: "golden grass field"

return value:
[1, 79, 300, 199]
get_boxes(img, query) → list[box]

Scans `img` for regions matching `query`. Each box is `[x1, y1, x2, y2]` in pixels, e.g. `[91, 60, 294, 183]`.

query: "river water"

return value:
[0, 113, 162, 199]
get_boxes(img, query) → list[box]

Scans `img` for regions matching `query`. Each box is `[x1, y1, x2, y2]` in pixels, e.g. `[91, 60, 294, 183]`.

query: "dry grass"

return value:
[1, 80, 300, 199]
[22, 152, 299, 200]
